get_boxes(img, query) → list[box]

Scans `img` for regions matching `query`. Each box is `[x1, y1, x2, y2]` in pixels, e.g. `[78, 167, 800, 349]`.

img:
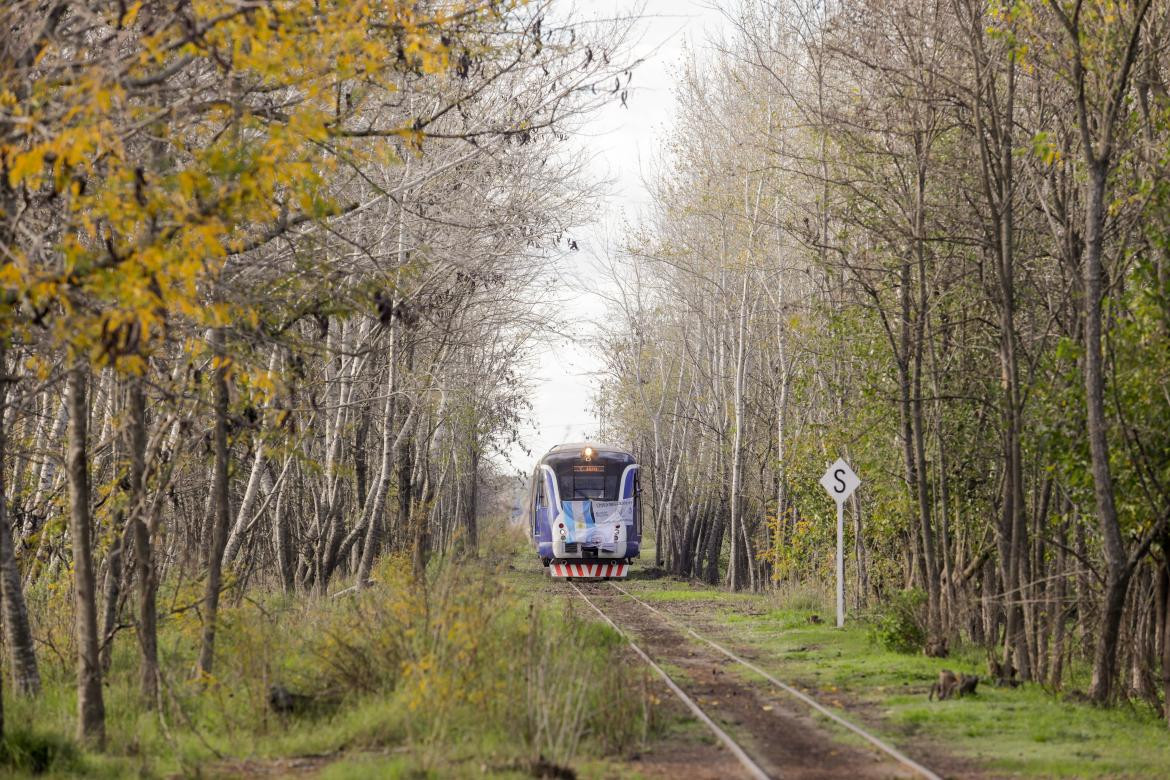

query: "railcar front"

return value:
[527, 443, 641, 578]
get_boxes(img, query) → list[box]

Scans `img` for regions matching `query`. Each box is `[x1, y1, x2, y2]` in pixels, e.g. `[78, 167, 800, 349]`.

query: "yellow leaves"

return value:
[4, 0, 473, 367]
[118, 1, 143, 28]
[246, 368, 277, 403]
[1031, 132, 1065, 168]
[0, 263, 20, 291]
[24, 354, 52, 382]
[398, 128, 426, 154]
[4, 120, 109, 196]
[208, 303, 234, 328]
[116, 354, 148, 376]
[6, 148, 46, 187]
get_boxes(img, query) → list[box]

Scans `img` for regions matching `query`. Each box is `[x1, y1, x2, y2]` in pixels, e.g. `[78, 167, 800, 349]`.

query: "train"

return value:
[527, 442, 642, 578]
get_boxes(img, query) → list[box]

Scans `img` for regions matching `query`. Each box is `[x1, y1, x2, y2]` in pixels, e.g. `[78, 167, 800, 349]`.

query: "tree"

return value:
[1039, 0, 1157, 704]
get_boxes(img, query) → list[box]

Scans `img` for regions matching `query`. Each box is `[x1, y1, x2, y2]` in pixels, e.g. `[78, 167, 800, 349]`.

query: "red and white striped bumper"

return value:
[549, 562, 629, 578]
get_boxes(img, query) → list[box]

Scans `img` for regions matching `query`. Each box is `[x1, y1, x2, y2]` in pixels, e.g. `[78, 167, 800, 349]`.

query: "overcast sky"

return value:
[503, 1, 733, 474]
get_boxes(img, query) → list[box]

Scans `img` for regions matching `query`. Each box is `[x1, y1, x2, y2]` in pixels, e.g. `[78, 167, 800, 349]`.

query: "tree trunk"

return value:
[0, 345, 40, 697]
[100, 380, 130, 673]
[1083, 162, 1130, 704]
[898, 238, 942, 654]
[727, 274, 749, 591]
[398, 338, 416, 560]
[410, 438, 428, 581]
[1050, 505, 1069, 691]
[850, 488, 869, 611]
[934, 425, 954, 630]
[704, 485, 726, 585]
[98, 521, 130, 674]
[274, 461, 295, 594]
[912, 155, 943, 654]
[1158, 548, 1169, 727]
[223, 351, 275, 569]
[358, 336, 398, 585]
[198, 328, 231, 681]
[127, 377, 158, 707]
[464, 431, 479, 554]
[66, 362, 105, 745]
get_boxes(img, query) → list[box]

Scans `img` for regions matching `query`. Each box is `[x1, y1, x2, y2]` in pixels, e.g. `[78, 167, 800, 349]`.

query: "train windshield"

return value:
[554, 462, 626, 501]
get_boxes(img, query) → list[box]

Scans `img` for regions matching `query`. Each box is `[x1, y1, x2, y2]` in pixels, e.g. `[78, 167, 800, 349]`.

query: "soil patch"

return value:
[652, 594, 990, 779]
[194, 753, 339, 778]
[576, 584, 923, 779]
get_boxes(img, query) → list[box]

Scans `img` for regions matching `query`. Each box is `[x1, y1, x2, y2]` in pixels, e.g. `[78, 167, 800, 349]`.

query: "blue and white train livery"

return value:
[527, 442, 641, 578]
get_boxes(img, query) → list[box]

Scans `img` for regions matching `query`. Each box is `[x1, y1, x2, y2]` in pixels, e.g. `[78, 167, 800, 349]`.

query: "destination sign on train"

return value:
[573, 465, 605, 473]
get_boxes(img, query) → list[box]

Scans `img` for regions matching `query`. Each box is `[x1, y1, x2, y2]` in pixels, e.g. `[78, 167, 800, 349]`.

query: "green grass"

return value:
[889, 687, 1170, 777]
[8, 538, 656, 778]
[616, 576, 1170, 778]
[637, 588, 758, 604]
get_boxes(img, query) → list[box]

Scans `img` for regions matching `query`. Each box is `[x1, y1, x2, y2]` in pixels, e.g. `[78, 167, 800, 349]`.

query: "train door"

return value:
[530, 468, 543, 536]
[634, 469, 642, 536]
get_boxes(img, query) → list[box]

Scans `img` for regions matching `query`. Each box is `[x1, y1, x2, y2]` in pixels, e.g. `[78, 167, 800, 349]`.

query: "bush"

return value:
[305, 556, 506, 722]
[871, 588, 927, 653]
[0, 730, 79, 775]
[21, 550, 652, 775]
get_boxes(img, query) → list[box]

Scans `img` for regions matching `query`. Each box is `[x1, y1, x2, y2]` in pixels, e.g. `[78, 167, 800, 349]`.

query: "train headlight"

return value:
[583, 447, 593, 460]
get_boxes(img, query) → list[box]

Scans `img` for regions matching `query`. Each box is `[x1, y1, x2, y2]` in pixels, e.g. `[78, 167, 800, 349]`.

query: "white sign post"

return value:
[819, 458, 860, 628]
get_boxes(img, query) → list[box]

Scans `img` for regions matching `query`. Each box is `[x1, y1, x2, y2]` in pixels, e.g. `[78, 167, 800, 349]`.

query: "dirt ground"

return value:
[574, 583, 927, 780]
[638, 589, 992, 780]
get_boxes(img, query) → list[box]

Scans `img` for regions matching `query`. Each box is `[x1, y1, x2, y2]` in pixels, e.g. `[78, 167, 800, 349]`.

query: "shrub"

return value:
[871, 588, 927, 653]
[20, 548, 653, 774]
[305, 555, 503, 701]
[0, 729, 79, 775]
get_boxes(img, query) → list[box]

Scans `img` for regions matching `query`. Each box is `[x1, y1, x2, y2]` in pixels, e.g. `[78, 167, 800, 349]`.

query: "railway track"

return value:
[569, 580, 942, 780]
[569, 581, 771, 779]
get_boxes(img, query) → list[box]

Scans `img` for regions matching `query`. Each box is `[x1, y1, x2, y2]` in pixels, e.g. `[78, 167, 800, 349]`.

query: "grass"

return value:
[7, 533, 656, 778]
[636, 587, 758, 604]
[616, 575, 1170, 778]
[31, 539, 1149, 779]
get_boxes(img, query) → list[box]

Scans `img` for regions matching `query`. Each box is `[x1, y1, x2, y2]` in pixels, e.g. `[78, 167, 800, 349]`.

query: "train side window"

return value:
[536, 476, 547, 509]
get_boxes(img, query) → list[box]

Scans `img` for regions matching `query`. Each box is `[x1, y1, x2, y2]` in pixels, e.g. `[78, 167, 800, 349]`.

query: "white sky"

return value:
[503, 1, 733, 474]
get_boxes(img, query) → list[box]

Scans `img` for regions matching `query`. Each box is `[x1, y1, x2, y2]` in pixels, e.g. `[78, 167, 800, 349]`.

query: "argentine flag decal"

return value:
[561, 500, 627, 552]
[560, 500, 594, 543]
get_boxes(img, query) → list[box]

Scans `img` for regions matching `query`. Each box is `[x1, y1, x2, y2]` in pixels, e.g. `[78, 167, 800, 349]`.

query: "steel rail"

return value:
[568, 582, 771, 780]
[610, 583, 942, 780]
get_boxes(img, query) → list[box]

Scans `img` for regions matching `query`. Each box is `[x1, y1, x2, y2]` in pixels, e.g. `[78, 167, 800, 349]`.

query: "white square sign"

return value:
[820, 458, 860, 504]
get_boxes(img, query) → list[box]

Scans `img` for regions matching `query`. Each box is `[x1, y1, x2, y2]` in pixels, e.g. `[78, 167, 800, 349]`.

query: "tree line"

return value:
[596, 0, 1170, 720]
[1, 0, 630, 746]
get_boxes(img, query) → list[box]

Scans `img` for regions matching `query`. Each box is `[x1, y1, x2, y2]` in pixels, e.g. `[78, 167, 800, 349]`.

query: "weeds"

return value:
[519, 599, 651, 765]
[16, 549, 650, 776]
[0, 729, 79, 775]
[768, 580, 832, 614]
[869, 588, 927, 653]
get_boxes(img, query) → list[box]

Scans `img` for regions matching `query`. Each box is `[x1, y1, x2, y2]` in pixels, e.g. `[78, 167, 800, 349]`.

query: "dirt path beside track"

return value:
[574, 582, 926, 779]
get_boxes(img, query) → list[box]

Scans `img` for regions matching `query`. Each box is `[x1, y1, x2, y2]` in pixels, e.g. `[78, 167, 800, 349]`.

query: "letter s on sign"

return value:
[834, 468, 846, 494]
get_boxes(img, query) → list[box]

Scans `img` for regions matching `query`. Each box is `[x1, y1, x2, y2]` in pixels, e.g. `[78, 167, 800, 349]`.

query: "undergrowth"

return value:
[8, 547, 653, 777]
[868, 588, 928, 653]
